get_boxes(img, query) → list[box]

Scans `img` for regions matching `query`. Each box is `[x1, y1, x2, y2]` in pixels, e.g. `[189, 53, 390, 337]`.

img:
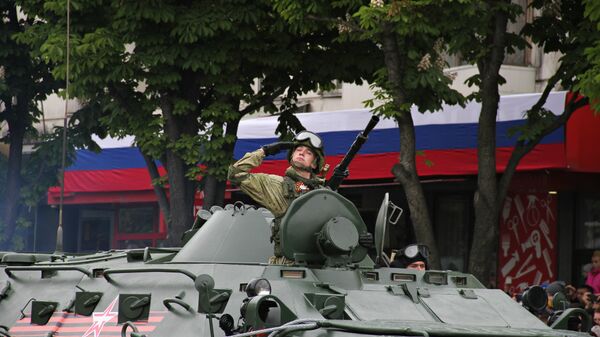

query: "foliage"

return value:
[577, 0, 600, 112]
[446, 0, 599, 283]
[276, 0, 466, 117]
[450, 1, 525, 99]
[21, 124, 91, 206]
[16, 0, 380, 243]
[18, 0, 377, 176]
[274, 0, 478, 270]
[0, 0, 65, 249]
[277, 0, 600, 277]
[502, 0, 600, 143]
[0, 118, 90, 249]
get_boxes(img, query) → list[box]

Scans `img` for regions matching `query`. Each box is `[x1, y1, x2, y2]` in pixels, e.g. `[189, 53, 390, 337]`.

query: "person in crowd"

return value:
[566, 284, 595, 313]
[565, 282, 578, 303]
[546, 281, 569, 311]
[587, 250, 600, 294]
[591, 308, 600, 337]
[544, 281, 594, 331]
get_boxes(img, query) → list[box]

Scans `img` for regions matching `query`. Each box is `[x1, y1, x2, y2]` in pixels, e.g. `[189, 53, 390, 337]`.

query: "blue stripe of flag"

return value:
[68, 121, 564, 171]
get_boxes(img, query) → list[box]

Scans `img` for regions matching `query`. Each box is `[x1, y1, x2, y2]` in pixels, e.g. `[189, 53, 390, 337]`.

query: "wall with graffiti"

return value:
[498, 193, 557, 295]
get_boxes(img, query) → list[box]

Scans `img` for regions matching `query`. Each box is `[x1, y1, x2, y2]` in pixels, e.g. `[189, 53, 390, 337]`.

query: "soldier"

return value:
[391, 244, 429, 270]
[228, 131, 326, 264]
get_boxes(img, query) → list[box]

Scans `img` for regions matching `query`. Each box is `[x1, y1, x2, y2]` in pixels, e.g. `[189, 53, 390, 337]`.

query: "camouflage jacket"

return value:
[227, 149, 324, 217]
[228, 149, 325, 259]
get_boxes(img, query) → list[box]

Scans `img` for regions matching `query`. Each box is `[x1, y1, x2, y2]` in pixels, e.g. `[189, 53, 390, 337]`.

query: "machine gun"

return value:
[327, 115, 380, 191]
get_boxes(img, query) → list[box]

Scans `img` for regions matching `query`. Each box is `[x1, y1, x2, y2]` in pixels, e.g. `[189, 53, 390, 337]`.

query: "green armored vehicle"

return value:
[0, 188, 591, 337]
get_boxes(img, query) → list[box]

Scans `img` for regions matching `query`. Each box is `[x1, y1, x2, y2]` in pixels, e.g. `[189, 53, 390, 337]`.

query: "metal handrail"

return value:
[103, 268, 196, 283]
[5, 266, 91, 278]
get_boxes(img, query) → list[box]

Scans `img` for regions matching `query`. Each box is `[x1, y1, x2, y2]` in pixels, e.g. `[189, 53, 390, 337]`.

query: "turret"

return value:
[172, 204, 274, 263]
[279, 189, 371, 267]
[173, 190, 374, 268]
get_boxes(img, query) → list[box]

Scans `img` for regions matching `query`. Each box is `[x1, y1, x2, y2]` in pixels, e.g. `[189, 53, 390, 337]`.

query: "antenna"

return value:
[55, 0, 70, 254]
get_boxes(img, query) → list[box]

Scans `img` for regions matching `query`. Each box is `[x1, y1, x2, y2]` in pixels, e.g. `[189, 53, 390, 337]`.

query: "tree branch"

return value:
[240, 86, 287, 116]
[528, 63, 565, 114]
[497, 93, 588, 207]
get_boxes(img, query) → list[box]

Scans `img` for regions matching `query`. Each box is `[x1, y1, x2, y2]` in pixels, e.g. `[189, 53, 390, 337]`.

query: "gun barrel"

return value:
[362, 115, 380, 136]
[327, 115, 380, 190]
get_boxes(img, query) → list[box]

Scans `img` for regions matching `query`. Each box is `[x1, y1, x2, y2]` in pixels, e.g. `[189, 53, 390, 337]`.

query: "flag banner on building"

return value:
[234, 91, 568, 180]
[48, 90, 600, 205]
[498, 192, 558, 296]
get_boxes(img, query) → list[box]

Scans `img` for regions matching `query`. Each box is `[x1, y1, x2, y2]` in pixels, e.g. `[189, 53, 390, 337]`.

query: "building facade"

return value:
[6, 6, 598, 289]
[35, 90, 600, 293]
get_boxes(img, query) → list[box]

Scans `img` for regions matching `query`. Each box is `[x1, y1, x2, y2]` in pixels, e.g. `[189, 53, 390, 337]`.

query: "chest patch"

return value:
[294, 181, 310, 194]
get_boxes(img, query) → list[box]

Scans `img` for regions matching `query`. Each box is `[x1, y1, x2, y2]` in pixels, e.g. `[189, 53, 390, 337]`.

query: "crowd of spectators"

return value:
[513, 250, 600, 336]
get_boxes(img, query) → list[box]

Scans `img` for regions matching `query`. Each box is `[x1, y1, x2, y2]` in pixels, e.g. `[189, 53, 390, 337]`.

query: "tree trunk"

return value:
[202, 176, 226, 210]
[381, 26, 440, 268]
[1, 103, 26, 250]
[391, 115, 440, 269]
[141, 151, 171, 231]
[0, 5, 30, 250]
[202, 113, 240, 210]
[160, 97, 197, 247]
[468, 6, 508, 284]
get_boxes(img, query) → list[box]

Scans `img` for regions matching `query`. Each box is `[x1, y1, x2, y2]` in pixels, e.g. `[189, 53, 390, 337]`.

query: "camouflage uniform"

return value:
[228, 149, 324, 264]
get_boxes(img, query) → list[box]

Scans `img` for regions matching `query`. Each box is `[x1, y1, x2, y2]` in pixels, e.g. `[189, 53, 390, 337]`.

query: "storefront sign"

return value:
[498, 193, 557, 295]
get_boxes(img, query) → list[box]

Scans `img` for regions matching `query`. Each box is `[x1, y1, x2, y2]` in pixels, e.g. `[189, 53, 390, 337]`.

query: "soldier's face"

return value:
[292, 146, 317, 170]
[407, 261, 426, 270]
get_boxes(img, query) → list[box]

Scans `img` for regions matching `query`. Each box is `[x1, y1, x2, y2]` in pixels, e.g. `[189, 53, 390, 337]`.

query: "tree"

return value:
[19, 0, 378, 246]
[577, 0, 600, 111]
[0, 1, 62, 249]
[451, 0, 598, 282]
[275, 0, 471, 268]
[275, 0, 600, 279]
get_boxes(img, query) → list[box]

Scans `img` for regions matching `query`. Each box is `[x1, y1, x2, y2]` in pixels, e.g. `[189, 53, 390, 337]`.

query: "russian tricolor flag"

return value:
[233, 91, 568, 179]
[51, 90, 595, 205]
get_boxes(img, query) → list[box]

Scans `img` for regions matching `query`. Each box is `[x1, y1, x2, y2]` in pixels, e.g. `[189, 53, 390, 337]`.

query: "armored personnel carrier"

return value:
[0, 189, 591, 337]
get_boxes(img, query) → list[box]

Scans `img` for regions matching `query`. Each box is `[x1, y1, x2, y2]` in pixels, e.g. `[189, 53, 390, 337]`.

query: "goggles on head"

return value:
[294, 131, 323, 150]
[399, 244, 430, 260]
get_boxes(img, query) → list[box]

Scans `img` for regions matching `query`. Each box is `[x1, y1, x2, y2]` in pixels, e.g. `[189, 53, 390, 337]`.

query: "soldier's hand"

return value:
[261, 142, 294, 156]
[358, 232, 374, 249]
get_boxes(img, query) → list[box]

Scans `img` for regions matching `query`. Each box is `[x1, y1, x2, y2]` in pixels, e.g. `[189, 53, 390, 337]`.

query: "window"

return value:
[114, 205, 163, 249]
[76, 204, 165, 252]
[78, 210, 113, 252]
[118, 206, 155, 234]
[575, 195, 600, 249]
[434, 194, 471, 272]
[317, 80, 343, 97]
